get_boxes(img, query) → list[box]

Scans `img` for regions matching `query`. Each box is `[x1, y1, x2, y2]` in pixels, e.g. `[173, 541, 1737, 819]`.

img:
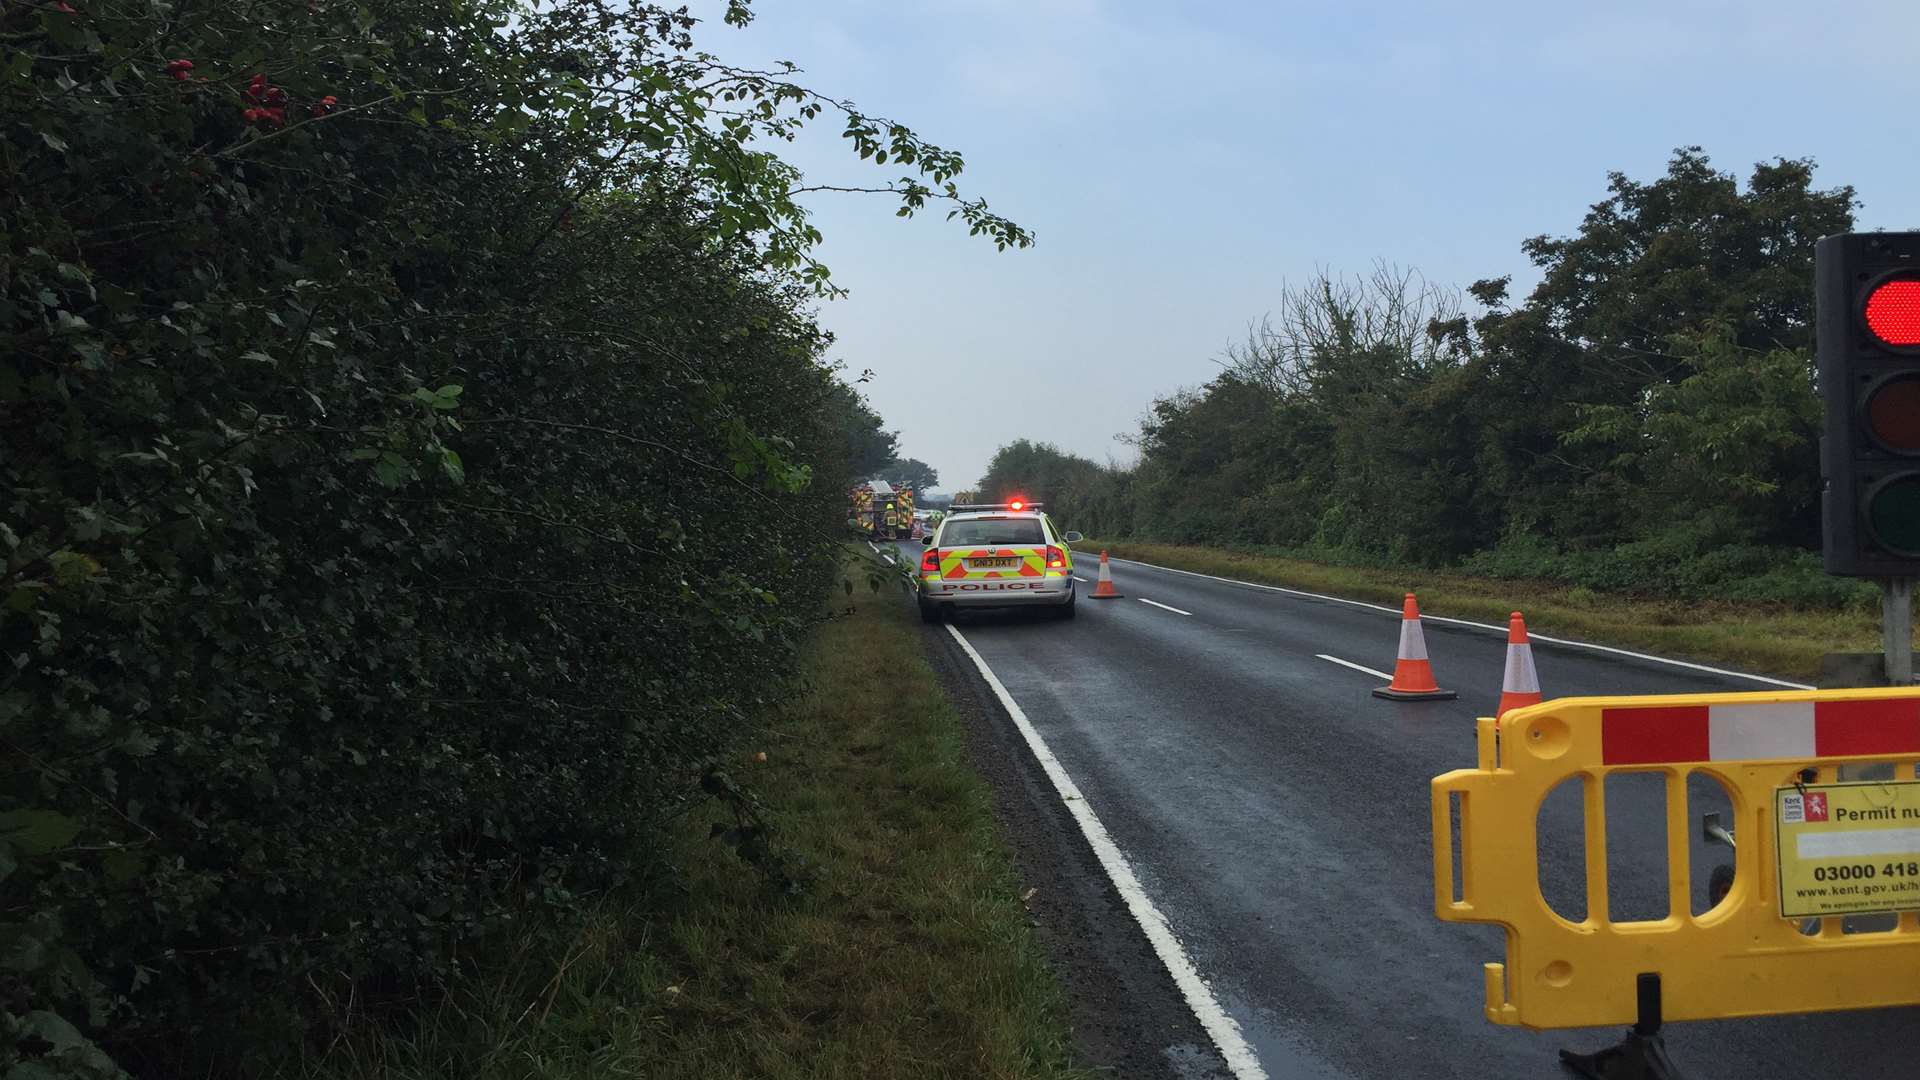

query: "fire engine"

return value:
[847, 480, 915, 540]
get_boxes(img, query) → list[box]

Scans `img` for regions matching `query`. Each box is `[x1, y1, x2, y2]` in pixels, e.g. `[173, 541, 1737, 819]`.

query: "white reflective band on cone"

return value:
[1504, 643, 1540, 694]
[1399, 618, 1429, 661]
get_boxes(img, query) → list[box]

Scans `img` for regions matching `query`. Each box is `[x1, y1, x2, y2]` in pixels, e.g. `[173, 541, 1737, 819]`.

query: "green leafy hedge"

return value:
[2, 1, 1020, 1074]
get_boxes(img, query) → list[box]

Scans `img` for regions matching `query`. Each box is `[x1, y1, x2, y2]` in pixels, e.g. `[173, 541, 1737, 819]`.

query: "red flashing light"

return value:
[1008, 499, 1025, 511]
[1866, 277, 1920, 347]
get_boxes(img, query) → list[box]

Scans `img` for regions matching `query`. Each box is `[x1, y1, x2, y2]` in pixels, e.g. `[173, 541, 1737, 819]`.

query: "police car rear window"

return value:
[941, 518, 1045, 546]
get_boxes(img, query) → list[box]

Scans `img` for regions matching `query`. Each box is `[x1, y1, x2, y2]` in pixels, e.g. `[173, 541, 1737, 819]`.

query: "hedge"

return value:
[0, 2, 992, 1074]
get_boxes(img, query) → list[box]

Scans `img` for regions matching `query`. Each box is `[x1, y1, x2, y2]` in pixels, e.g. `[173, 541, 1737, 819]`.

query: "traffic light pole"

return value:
[1884, 578, 1913, 686]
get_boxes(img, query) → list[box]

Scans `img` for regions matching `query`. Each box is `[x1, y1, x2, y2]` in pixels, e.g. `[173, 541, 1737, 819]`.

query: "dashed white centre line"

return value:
[1102, 554, 1814, 690]
[882, 554, 896, 565]
[944, 626, 1268, 1080]
[1138, 598, 1192, 616]
[1316, 653, 1394, 681]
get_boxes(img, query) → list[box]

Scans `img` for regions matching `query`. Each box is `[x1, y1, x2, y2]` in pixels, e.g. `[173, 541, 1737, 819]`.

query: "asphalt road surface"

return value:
[888, 539, 1920, 1080]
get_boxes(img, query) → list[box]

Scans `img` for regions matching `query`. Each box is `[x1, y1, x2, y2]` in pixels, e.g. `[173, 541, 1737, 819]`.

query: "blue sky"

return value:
[693, 0, 1920, 492]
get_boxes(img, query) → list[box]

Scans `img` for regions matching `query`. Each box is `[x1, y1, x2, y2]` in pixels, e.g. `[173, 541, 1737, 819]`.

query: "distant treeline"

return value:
[983, 149, 1873, 608]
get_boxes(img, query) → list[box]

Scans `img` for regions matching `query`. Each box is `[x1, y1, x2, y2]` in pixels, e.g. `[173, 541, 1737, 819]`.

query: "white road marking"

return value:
[867, 541, 881, 553]
[945, 626, 1268, 1080]
[1073, 575, 1090, 583]
[1316, 653, 1394, 681]
[1103, 556, 1814, 690]
[1139, 598, 1192, 616]
[882, 555, 896, 566]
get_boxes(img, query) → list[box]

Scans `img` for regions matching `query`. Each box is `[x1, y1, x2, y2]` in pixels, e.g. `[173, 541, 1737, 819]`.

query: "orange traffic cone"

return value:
[1498, 611, 1542, 716]
[1090, 550, 1123, 599]
[1371, 593, 1458, 701]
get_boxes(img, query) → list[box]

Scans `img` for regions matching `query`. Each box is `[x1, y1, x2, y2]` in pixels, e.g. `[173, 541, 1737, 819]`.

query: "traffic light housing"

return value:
[1819, 232, 1920, 576]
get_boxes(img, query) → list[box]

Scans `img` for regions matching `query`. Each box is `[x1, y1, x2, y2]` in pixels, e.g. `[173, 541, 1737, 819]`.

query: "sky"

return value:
[689, 0, 1920, 493]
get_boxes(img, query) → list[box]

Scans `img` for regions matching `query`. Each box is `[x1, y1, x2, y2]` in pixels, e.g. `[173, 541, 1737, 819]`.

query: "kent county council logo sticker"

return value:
[1804, 792, 1829, 822]
[1783, 793, 1805, 823]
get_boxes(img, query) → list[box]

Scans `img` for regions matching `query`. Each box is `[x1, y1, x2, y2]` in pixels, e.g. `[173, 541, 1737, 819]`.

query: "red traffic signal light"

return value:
[1865, 276, 1920, 348]
[1818, 233, 1920, 576]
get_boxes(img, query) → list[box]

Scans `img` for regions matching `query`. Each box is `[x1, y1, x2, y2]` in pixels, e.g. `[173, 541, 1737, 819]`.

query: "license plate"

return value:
[968, 557, 1017, 568]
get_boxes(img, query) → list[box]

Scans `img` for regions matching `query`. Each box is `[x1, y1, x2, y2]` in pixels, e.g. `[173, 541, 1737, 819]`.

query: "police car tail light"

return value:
[1045, 545, 1066, 568]
[920, 547, 940, 573]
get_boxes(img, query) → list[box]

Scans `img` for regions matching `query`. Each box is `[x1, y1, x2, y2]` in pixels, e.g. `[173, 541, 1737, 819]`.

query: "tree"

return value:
[977, 441, 1129, 537]
[1469, 147, 1853, 547]
[826, 381, 900, 480]
[1516, 148, 1854, 359]
[885, 457, 939, 492]
[1564, 322, 1821, 542]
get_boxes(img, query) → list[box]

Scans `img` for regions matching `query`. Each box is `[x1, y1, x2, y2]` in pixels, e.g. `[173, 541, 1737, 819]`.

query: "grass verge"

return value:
[1075, 539, 1879, 682]
[308, 582, 1085, 1080]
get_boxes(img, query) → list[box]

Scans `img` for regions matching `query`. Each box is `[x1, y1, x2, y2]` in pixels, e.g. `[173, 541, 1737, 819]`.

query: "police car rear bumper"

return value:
[921, 575, 1074, 606]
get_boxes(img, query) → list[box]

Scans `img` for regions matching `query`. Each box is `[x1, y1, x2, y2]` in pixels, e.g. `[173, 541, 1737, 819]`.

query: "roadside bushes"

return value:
[1, 2, 1014, 1075]
[1458, 533, 1873, 609]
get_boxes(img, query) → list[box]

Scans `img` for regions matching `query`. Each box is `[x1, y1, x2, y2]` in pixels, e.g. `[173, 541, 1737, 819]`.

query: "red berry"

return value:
[262, 107, 285, 126]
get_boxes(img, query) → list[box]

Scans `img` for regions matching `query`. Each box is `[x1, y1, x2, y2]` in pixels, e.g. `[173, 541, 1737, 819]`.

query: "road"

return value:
[887, 539, 1920, 1079]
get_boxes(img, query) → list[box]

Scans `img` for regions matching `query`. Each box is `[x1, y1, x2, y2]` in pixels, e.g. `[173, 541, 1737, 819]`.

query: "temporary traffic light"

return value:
[1818, 232, 1920, 575]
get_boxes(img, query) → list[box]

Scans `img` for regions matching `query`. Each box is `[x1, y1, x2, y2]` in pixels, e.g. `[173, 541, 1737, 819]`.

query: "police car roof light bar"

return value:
[949, 502, 1045, 512]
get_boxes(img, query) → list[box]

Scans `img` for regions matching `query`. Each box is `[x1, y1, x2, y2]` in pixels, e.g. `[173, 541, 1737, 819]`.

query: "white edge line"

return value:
[1315, 653, 1394, 682]
[1138, 597, 1193, 616]
[1100, 555, 1815, 691]
[944, 625, 1268, 1080]
[867, 541, 881, 553]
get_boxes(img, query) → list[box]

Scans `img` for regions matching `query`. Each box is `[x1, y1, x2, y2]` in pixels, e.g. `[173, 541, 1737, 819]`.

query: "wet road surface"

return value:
[891, 540, 1920, 1079]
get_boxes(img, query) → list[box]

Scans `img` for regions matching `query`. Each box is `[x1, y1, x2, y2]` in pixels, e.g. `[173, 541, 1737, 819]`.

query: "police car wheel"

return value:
[918, 601, 943, 624]
[1054, 594, 1076, 620]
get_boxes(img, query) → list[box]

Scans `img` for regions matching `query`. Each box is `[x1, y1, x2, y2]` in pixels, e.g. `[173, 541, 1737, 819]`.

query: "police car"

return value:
[915, 501, 1083, 622]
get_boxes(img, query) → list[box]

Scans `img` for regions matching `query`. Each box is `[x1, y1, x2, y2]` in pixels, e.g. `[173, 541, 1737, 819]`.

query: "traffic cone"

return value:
[1498, 611, 1543, 716]
[1371, 593, 1458, 700]
[1090, 551, 1123, 599]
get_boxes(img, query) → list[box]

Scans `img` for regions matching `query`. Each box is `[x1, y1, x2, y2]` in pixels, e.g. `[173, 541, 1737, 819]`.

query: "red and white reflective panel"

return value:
[1601, 698, 1920, 765]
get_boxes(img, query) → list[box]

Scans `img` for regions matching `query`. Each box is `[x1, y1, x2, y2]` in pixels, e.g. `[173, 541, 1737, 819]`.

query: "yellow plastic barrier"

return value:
[1432, 687, 1920, 1031]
